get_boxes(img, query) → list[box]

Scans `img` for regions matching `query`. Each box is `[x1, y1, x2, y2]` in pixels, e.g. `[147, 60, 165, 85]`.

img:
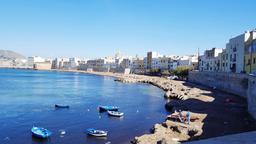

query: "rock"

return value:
[164, 90, 172, 98]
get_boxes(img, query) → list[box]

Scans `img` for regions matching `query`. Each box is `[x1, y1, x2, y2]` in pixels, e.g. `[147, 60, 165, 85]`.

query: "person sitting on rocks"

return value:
[186, 111, 191, 125]
[178, 110, 184, 123]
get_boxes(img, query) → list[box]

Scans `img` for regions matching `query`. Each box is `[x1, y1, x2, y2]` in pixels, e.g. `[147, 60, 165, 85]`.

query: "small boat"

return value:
[31, 127, 52, 139]
[86, 128, 108, 137]
[98, 105, 118, 111]
[55, 104, 70, 108]
[107, 111, 124, 117]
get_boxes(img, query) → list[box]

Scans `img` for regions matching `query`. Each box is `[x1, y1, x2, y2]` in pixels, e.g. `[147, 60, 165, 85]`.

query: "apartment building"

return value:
[244, 30, 256, 74]
[199, 48, 223, 72]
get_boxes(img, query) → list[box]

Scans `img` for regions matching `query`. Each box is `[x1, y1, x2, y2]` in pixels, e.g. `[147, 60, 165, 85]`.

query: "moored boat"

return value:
[86, 128, 108, 137]
[55, 104, 70, 108]
[107, 111, 124, 117]
[98, 105, 118, 111]
[31, 127, 52, 139]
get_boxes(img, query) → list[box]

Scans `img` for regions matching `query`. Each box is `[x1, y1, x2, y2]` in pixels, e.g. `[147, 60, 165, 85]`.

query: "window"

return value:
[248, 59, 251, 65]
[254, 58, 256, 64]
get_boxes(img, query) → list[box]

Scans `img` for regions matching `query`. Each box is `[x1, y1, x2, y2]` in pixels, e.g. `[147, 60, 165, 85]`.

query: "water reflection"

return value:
[0, 69, 167, 144]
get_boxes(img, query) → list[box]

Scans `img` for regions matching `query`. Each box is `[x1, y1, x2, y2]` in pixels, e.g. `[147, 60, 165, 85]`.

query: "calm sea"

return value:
[0, 68, 168, 144]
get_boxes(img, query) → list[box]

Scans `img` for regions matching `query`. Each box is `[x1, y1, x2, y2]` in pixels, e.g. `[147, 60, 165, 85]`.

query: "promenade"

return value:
[186, 131, 256, 144]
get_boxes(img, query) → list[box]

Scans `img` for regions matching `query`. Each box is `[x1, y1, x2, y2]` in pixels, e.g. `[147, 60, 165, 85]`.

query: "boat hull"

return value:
[99, 106, 118, 111]
[87, 128, 108, 137]
[55, 104, 70, 108]
[31, 127, 52, 139]
[108, 111, 124, 117]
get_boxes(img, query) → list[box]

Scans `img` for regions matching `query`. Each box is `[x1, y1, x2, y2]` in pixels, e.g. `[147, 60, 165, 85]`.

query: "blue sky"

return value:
[0, 0, 255, 58]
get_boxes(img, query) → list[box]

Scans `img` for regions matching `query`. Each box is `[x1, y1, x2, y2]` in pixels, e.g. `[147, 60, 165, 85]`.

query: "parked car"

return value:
[249, 73, 256, 77]
[167, 75, 179, 80]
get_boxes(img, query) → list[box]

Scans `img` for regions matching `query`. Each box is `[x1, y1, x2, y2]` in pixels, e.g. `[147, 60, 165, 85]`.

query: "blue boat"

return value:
[31, 127, 52, 139]
[86, 128, 107, 137]
[55, 104, 70, 108]
[98, 105, 119, 111]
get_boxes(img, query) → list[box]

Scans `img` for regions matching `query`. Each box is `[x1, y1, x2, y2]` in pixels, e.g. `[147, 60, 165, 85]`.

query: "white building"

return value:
[27, 56, 46, 68]
[151, 58, 161, 69]
[52, 58, 69, 69]
[168, 59, 178, 70]
[147, 51, 162, 69]
[69, 57, 80, 69]
[225, 31, 252, 73]
[86, 57, 115, 72]
[199, 48, 223, 72]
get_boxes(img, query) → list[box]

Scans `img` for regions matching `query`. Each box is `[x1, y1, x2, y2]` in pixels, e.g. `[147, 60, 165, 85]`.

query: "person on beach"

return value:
[186, 111, 191, 124]
[178, 110, 184, 123]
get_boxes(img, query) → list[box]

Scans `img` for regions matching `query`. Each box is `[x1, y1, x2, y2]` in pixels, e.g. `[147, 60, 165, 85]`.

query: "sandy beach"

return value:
[50, 69, 256, 144]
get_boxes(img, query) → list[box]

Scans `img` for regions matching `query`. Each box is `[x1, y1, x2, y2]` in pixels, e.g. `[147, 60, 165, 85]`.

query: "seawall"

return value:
[188, 71, 256, 119]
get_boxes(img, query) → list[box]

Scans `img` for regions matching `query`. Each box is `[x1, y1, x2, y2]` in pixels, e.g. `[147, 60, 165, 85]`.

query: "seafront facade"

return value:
[2, 29, 256, 77]
[199, 29, 256, 74]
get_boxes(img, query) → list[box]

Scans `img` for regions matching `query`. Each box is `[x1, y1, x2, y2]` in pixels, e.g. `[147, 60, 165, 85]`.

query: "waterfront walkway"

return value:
[185, 131, 256, 144]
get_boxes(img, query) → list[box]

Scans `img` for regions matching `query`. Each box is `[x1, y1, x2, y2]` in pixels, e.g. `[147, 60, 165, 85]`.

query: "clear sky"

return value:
[0, 0, 255, 58]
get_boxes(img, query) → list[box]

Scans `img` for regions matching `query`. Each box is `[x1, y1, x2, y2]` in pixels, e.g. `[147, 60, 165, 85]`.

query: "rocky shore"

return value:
[106, 73, 255, 144]
[53, 70, 256, 144]
[115, 75, 212, 144]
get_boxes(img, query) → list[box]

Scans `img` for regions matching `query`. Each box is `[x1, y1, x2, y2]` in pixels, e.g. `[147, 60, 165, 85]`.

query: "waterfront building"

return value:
[147, 51, 162, 69]
[131, 57, 144, 73]
[120, 58, 132, 69]
[86, 57, 115, 72]
[69, 57, 80, 69]
[33, 61, 52, 70]
[224, 30, 256, 73]
[225, 31, 250, 73]
[220, 49, 229, 72]
[143, 57, 147, 69]
[27, 56, 45, 68]
[168, 59, 178, 70]
[199, 48, 223, 72]
[51, 58, 69, 69]
[178, 55, 198, 69]
[159, 56, 170, 70]
[244, 30, 256, 74]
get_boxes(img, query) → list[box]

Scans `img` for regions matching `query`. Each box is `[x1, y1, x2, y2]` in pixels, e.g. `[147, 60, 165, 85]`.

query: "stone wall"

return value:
[248, 76, 256, 119]
[188, 71, 256, 119]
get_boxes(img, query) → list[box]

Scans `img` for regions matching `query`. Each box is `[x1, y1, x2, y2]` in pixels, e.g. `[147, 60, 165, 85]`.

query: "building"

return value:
[199, 48, 223, 72]
[34, 61, 52, 70]
[168, 59, 178, 70]
[147, 51, 162, 69]
[244, 30, 256, 74]
[178, 55, 198, 69]
[225, 32, 250, 73]
[86, 57, 115, 72]
[131, 57, 144, 70]
[68, 57, 80, 69]
[159, 56, 169, 70]
[51, 58, 69, 69]
[120, 58, 132, 69]
[27, 56, 45, 68]
[199, 29, 256, 74]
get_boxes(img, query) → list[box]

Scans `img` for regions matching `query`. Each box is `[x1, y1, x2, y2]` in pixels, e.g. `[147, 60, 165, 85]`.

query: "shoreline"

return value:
[49, 69, 256, 144]
[5, 68, 256, 144]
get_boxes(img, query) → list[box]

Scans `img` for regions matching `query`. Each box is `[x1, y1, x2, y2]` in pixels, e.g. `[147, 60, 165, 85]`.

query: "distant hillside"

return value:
[0, 50, 26, 61]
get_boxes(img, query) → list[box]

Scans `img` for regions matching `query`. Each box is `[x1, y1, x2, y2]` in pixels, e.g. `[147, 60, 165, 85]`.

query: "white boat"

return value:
[87, 128, 108, 137]
[107, 111, 124, 117]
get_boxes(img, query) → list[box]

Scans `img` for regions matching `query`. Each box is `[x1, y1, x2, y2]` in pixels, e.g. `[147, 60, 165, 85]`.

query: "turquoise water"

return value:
[0, 69, 167, 144]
